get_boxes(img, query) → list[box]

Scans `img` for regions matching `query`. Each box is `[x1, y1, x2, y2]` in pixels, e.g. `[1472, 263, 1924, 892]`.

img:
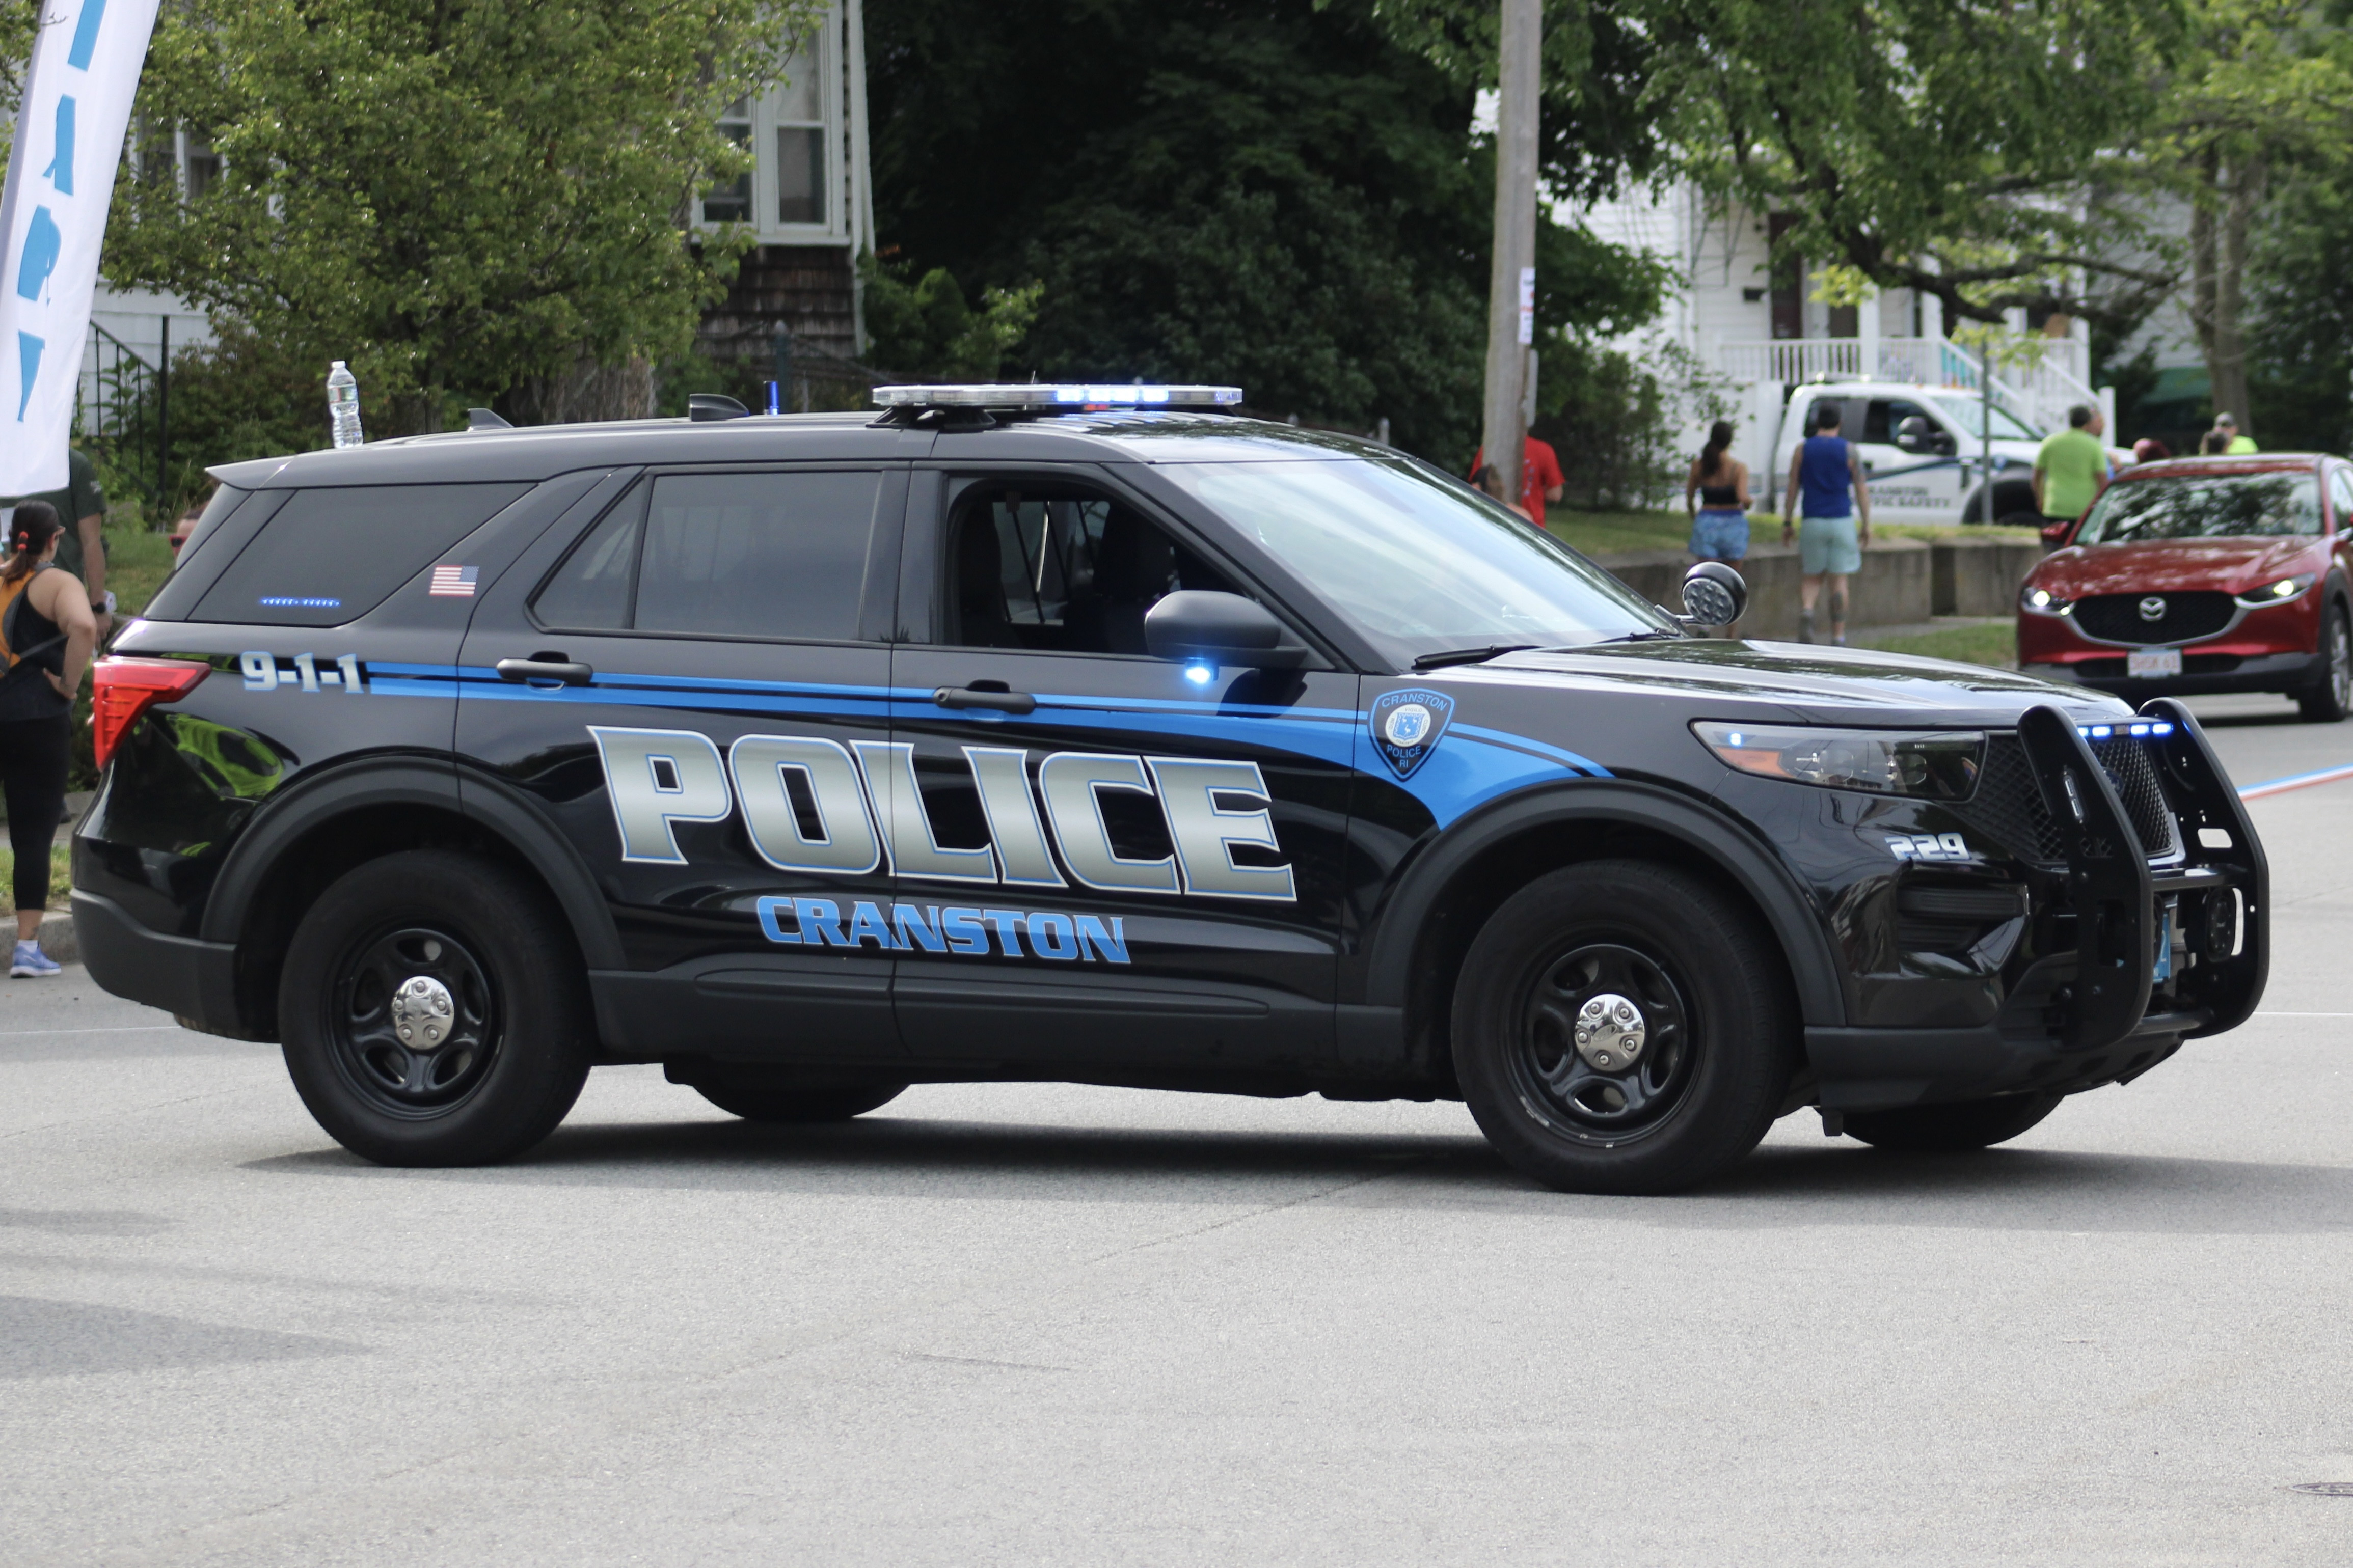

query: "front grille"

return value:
[2073, 591, 2236, 646]
[1956, 733, 2180, 863]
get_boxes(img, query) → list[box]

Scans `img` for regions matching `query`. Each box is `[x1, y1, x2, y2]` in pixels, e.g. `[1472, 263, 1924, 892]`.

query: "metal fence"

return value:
[75, 320, 170, 508]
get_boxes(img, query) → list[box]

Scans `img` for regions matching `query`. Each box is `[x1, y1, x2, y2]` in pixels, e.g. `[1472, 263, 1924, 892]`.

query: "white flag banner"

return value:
[0, 0, 162, 493]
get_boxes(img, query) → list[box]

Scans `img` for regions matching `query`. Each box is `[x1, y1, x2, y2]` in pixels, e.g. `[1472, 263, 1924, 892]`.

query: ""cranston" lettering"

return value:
[754, 897, 1129, 964]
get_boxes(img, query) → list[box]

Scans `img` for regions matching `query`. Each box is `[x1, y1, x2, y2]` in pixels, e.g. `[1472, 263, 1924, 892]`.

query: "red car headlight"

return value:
[2234, 574, 2316, 608]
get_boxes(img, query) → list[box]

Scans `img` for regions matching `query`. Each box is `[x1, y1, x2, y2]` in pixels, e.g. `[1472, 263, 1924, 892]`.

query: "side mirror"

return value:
[1144, 591, 1307, 670]
[1681, 561, 1747, 627]
[2040, 518, 2076, 548]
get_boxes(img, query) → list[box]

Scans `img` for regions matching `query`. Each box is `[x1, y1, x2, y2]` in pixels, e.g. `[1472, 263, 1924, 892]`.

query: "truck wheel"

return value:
[1451, 860, 1797, 1195]
[1842, 1091, 2062, 1151]
[280, 850, 592, 1167]
[693, 1080, 907, 1123]
[2296, 602, 2351, 722]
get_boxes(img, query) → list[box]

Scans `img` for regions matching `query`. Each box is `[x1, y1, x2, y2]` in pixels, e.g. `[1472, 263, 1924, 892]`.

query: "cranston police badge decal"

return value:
[1370, 687, 1455, 780]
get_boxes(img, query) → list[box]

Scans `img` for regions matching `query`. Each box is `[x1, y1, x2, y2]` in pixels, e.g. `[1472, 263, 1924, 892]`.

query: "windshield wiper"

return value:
[1586, 630, 1684, 645]
[1410, 644, 1537, 671]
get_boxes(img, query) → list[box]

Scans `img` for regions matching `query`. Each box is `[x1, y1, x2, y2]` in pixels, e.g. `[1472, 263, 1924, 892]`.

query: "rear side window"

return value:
[194, 483, 530, 627]
[533, 470, 883, 642]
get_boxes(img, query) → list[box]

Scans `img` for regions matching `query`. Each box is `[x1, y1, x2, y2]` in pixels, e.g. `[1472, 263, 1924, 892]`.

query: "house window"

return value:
[702, 98, 754, 224]
[774, 55, 826, 226]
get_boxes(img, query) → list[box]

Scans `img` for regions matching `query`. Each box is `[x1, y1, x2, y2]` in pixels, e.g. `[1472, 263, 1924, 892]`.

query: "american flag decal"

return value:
[429, 565, 479, 598]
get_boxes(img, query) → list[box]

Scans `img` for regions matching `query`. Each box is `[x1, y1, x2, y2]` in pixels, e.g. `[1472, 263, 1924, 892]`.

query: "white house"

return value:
[1582, 182, 2133, 477]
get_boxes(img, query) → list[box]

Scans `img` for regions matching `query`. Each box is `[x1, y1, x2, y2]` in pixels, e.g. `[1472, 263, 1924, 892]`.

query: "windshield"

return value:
[1926, 395, 2039, 443]
[2077, 472, 2322, 543]
[1157, 457, 1674, 666]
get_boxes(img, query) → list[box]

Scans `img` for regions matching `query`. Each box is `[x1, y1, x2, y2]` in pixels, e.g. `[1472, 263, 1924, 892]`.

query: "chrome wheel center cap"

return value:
[391, 976, 456, 1049]
[1573, 993, 1646, 1071]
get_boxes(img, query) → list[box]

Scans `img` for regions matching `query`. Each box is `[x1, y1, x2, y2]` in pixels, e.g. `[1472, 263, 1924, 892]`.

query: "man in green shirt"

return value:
[1, 446, 111, 637]
[2212, 412, 2259, 455]
[2034, 404, 2111, 526]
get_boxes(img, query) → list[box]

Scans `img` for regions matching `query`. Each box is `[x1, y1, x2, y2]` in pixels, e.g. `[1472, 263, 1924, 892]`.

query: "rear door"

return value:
[885, 466, 1360, 1077]
[456, 463, 908, 1061]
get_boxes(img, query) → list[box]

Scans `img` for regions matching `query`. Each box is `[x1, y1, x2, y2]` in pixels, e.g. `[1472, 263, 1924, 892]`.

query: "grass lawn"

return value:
[0, 844, 72, 916]
[1545, 509, 2039, 558]
[1855, 619, 2019, 669]
[105, 525, 177, 618]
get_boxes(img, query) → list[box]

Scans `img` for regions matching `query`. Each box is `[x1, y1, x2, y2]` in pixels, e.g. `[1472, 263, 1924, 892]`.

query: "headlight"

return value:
[2234, 574, 2315, 607]
[1693, 722, 1985, 801]
[2020, 583, 2071, 613]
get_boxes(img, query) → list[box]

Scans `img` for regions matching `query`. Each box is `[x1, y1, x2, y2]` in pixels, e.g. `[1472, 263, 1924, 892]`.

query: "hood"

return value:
[2032, 535, 2324, 597]
[1453, 640, 2131, 728]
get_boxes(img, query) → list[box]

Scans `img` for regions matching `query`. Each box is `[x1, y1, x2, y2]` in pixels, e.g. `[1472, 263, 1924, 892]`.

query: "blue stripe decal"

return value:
[423, 668, 1609, 827]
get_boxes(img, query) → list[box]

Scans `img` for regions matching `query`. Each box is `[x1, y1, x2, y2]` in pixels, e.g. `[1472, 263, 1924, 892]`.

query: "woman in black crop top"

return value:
[1684, 420, 1753, 574]
[1, 501, 98, 976]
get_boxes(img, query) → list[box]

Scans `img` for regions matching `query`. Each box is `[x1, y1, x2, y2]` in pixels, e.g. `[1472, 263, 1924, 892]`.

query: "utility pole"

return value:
[1481, 0, 1540, 507]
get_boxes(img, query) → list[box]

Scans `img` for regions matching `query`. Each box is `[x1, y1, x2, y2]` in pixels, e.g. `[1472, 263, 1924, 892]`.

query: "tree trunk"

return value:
[509, 355, 657, 426]
[2188, 150, 2264, 438]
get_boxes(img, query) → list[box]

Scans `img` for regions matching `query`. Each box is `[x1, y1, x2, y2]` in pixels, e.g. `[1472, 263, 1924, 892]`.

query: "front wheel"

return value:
[1451, 860, 1798, 1195]
[2296, 601, 2351, 723]
[279, 851, 592, 1167]
[1842, 1092, 2062, 1151]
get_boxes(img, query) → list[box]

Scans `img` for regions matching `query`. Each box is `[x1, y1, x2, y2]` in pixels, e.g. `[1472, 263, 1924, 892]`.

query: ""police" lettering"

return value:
[589, 727, 1295, 902]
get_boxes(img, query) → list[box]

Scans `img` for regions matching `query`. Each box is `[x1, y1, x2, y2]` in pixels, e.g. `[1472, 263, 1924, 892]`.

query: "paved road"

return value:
[7, 699, 2352, 1565]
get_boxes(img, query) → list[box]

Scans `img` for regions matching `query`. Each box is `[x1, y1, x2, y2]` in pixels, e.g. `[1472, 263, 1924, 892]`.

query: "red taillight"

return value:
[92, 657, 209, 771]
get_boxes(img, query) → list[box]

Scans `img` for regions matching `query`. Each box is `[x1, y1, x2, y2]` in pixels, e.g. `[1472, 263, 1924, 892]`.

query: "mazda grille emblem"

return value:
[2138, 595, 2168, 622]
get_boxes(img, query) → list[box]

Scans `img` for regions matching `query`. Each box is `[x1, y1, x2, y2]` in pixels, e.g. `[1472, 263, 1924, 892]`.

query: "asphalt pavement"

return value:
[6, 695, 2351, 1565]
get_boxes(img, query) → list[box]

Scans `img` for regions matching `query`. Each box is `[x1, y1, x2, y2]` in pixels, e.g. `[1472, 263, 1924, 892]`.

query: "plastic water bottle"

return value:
[327, 361, 364, 448]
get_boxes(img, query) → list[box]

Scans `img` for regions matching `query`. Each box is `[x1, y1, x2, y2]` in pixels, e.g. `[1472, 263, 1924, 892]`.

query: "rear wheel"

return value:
[2296, 601, 2351, 722]
[1842, 1091, 2062, 1151]
[279, 851, 591, 1167]
[1451, 860, 1797, 1195]
[692, 1080, 906, 1123]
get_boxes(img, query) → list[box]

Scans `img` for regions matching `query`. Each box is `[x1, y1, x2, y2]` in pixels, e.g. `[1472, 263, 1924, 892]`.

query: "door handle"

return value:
[934, 685, 1036, 714]
[496, 657, 593, 686]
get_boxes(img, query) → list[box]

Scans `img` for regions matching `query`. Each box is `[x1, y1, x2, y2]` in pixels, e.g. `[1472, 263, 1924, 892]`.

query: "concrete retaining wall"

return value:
[1593, 535, 2039, 639]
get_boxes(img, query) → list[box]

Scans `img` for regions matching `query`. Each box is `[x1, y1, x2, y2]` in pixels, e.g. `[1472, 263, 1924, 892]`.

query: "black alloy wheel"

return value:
[280, 851, 592, 1166]
[1509, 944, 1696, 1137]
[1452, 860, 1797, 1195]
[329, 926, 499, 1117]
[2297, 602, 2352, 723]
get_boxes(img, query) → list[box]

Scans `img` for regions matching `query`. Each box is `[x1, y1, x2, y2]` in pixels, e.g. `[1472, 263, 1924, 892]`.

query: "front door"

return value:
[1859, 394, 1963, 522]
[886, 468, 1359, 1076]
[456, 463, 907, 1060]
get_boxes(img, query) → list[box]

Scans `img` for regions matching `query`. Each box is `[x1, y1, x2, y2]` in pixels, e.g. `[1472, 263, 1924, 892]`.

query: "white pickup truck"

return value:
[1766, 380, 2130, 527]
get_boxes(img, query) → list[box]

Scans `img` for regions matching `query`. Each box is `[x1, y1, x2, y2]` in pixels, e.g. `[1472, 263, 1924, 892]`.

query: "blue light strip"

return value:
[2078, 721, 2175, 740]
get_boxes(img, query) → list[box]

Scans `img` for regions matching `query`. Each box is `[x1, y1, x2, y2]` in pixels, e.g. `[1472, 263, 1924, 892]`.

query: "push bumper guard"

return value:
[1808, 699, 2267, 1110]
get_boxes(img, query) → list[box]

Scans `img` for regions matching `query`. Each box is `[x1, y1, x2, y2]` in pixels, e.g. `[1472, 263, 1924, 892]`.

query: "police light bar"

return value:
[2078, 721, 2175, 739]
[872, 383, 1243, 409]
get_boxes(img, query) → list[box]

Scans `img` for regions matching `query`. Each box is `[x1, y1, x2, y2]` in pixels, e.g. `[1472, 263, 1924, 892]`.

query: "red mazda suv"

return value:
[2017, 454, 2353, 722]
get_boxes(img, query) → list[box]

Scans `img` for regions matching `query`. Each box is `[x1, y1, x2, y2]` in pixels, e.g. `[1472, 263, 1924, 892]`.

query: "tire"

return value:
[1451, 860, 1798, 1195]
[2296, 601, 2351, 723]
[279, 850, 592, 1166]
[693, 1080, 907, 1123]
[1842, 1091, 2062, 1152]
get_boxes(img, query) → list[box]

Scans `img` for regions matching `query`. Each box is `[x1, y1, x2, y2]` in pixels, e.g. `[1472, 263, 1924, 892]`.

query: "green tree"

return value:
[105, 0, 821, 433]
[864, 0, 1665, 464]
[860, 259, 1041, 380]
[2145, 0, 2353, 434]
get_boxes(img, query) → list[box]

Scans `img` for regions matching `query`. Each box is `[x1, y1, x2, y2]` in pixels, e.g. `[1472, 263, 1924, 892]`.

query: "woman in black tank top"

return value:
[1684, 419, 1753, 572]
[1, 501, 98, 975]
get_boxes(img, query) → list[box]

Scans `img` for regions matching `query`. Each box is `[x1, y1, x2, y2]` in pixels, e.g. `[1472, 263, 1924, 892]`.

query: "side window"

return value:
[1866, 399, 1930, 444]
[194, 482, 530, 627]
[533, 470, 882, 641]
[940, 481, 1238, 655]
[2332, 468, 2353, 530]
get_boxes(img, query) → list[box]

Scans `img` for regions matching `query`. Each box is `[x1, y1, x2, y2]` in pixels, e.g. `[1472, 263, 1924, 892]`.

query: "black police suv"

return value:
[73, 384, 2269, 1194]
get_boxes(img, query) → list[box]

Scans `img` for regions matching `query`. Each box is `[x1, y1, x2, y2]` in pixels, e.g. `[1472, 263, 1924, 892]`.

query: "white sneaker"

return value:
[11, 941, 61, 978]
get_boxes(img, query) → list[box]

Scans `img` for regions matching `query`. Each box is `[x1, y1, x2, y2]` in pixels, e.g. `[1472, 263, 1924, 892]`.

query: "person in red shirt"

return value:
[1469, 436, 1565, 527]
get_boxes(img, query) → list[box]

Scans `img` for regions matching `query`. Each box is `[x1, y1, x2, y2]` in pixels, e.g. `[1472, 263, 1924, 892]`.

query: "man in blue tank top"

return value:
[1779, 403, 1873, 644]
